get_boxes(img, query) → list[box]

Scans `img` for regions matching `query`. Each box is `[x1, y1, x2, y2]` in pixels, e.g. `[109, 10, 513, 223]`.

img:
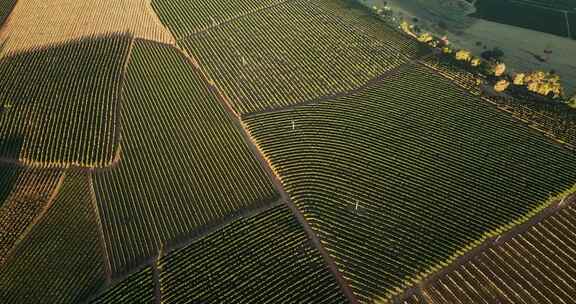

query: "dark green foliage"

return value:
[0, 34, 131, 167]
[157, 205, 347, 304]
[0, 171, 105, 304]
[243, 63, 576, 301]
[0, 165, 20, 208]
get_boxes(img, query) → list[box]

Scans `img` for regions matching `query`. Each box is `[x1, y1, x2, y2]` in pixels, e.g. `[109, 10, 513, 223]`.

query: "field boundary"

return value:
[88, 172, 113, 284]
[0, 171, 66, 266]
[393, 191, 576, 303]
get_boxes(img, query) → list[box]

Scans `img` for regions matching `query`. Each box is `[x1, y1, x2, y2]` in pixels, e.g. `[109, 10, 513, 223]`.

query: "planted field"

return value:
[151, 0, 285, 39]
[424, 203, 576, 303]
[0, 0, 173, 54]
[158, 205, 347, 303]
[180, 0, 425, 115]
[93, 40, 278, 274]
[471, 0, 570, 38]
[570, 12, 576, 39]
[0, 0, 16, 27]
[243, 63, 576, 302]
[0, 171, 106, 304]
[0, 35, 131, 167]
[0, 167, 62, 264]
[90, 266, 155, 303]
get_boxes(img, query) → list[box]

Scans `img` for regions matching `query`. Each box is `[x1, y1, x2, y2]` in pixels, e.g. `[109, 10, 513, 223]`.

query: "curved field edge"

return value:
[93, 39, 279, 274]
[242, 63, 576, 302]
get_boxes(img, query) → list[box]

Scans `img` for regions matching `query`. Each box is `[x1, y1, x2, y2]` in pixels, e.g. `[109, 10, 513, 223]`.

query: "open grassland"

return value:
[243, 63, 576, 302]
[424, 203, 576, 303]
[0, 167, 62, 265]
[178, 0, 425, 115]
[0, 0, 173, 55]
[151, 0, 286, 39]
[157, 205, 347, 304]
[0, 171, 105, 304]
[0, 35, 131, 168]
[90, 266, 155, 303]
[471, 0, 571, 39]
[93, 40, 278, 274]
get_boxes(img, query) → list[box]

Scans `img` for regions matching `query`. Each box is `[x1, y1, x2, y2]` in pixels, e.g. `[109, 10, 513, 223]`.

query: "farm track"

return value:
[395, 193, 576, 304]
[175, 45, 360, 303]
[88, 172, 112, 284]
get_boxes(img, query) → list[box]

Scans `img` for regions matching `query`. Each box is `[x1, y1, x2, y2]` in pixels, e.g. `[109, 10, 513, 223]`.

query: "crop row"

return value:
[424, 204, 576, 303]
[0, 34, 131, 168]
[0, 171, 106, 304]
[157, 205, 347, 303]
[0, 0, 173, 54]
[90, 266, 155, 303]
[0, 0, 15, 27]
[93, 40, 278, 274]
[151, 0, 285, 39]
[179, 0, 424, 115]
[243, 63, 576, 302]
[0, 166, 62, 264]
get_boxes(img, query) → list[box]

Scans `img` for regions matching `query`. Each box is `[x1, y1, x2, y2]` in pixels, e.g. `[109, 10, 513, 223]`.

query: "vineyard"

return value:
[0, 0, 173, 54]
[92, 40, 278, 274]
[0, 171, 106, 304]
[90, 266, 155, 303]
[178, 0, 425, 114]
[151, 0, 286, 39]
[243, 62, 576, 302]
[419, 55, 576, 147]
[423, 203, 576, 303]
[0, 0, 15, 27]
[0, 34, 131, 168]
[0, 166, 62, 264]
[157, 205, 347, 303]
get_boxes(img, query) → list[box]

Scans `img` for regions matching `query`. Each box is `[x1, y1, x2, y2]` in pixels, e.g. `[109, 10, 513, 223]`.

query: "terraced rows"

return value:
[0, 34, 131, 167]
[0, 171, 105, 304]
[93, 40, 278, 274]
[180, 0, 425, 114]
[0, 167, 62, 264]
[90, 266, 155, 303]
[158, 205, 347, 304]
[151, 0, 286, 38]
[243, 63, 576, 302]
[424, 203, 576, 303]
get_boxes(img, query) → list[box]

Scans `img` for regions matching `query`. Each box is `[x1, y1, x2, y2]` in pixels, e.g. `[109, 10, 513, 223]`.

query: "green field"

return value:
[90, 266, 155, 304]
[157, 205, 347, 303]
[93, 40, 278, 274]
[0, 34, 131, 167]
[151, 0, 285, 39]
[471, 0, 571, 38]
[0, 171, 105, 304]
[243, 63, 576, 301]
[0, 167, 62, 263]
[177, 0, 425, 114]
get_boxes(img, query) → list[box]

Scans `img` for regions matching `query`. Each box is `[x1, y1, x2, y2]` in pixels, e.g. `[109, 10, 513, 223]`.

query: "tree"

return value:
[455, 49, 472, 62]
[568, 94, 576, 108]
[494, 79, 510, 92]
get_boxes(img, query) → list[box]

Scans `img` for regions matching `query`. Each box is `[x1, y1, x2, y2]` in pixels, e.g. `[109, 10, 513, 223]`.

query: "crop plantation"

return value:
[176, 0, 425, 114]
[0, 35, 131, 167]
[424, 203, 576, 303]
[0, 172, 105, 303]
[1, 0, 576, 302]
[157, 205, 347, 303]
[243, 62, 576, 301]
[92, 40, 278, 274]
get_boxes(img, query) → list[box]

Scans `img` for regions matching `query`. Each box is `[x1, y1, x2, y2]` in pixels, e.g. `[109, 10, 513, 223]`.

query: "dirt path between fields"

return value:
[177, 46, 360, 304]
[394, 193, 576, 304]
